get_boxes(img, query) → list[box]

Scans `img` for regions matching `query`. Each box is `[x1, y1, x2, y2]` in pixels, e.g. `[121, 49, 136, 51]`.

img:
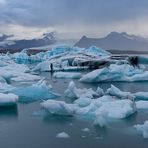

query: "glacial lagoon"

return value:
[0, 72, 148, 148]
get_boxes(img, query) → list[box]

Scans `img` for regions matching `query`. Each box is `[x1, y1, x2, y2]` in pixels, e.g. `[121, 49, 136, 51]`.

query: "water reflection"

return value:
[0, 105, 18, 119]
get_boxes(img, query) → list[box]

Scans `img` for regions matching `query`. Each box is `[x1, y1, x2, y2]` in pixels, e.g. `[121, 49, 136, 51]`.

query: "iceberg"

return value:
[95, 100, 136, 119]
[11, 80, 60, 102]
[74, 97, 92, 107]
[41, 100, 75, 116]
[134, 121, 148, 138]
[64, 81, 99, 100]
[80, 64, 148, 82]
[53, 72, 82, 79]
[0, 93, 18, 106]
[136, 101, 148, 110]
[106, 85, 135, 100]
[134, 92, 148, 100]
[0, 63, 40, 82]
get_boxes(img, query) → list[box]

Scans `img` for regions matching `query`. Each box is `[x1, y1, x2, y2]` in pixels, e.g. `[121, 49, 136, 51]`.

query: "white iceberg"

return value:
[95, 99, 136, 119]
[11, 80, 60, 102]
[0, 63, 40, 82]
[134, 92, 148, 100]
[64, 81, 99, 100]
[53, 72, 82, 79]
[41, 100, 75, 116]
[136, 101, 148, 110]
[56, 132, 70, 138]
[134, 121, 148, 138]
[0, 93, 18, 106]
[106, 84, 135, 100]
[74, 97, 92, 107]
[80, 64, 148, 82]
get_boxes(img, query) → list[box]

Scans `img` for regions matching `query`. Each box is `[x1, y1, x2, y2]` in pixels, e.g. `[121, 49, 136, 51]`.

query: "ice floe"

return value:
[134, 121, 148, 138]
[11, 80, 60, 102]
[56, 132, 70, 138]
[0, 93, 18, 106]
[64, 81, 99, 100]
[53, 72, 82, 79]
[80, 64, 148, 82]
[41, 100, 75, 116]
[106, 84, 135, 100]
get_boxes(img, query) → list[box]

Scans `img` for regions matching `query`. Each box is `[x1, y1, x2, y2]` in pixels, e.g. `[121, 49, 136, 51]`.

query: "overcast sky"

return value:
[1, 0, 148, 39]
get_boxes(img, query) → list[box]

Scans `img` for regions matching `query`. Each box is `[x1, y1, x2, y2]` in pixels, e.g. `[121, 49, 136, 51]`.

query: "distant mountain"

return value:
[75, 32, 148, 51]
[0, 32, 56, 49]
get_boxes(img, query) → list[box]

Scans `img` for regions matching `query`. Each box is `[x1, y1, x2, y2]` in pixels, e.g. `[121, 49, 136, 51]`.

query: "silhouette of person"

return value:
[50, 63, 53, 72]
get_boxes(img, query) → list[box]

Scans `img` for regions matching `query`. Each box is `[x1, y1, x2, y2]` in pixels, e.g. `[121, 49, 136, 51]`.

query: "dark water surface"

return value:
[0, 72, 148, 148]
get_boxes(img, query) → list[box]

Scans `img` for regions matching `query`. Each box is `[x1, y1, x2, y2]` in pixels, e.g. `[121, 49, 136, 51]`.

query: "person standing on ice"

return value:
[50, 63, 53, 72]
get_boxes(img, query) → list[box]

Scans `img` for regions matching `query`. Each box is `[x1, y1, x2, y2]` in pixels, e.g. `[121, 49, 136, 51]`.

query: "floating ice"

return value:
[80, 64, 148, 82]
[11, 80, 60, 102]
[56, 132, 70, 138]
[93, 116, 107, 127]
[65, 81, 99, 100]
[81, 128, 90, 132]
[41, 100, 75, 116]
[134, 121, 148, 138]
[0, 63, 40, 82]
[95, 100, 136, 119]
[136, 101, 148, 110]
[96, 86, 104, 97]
[53, 72, 82, 79]
[74, 97, 92, 107]
[0, 93, 18, 106]
[106, 84, 135, 100]
[134, 92, 148, 100]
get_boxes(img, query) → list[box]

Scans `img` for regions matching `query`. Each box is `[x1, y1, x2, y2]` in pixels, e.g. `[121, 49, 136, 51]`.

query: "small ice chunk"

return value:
[81, 128, 90, 132]
[134, 121, 148, 138]
[56, 132, 70, 138]
[96, 86, 104, 97]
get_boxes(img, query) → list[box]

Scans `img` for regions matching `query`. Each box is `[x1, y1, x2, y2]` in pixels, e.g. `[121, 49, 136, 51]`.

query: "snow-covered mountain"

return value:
[0, 32, 56, 49]
[75, 32, 148, 51]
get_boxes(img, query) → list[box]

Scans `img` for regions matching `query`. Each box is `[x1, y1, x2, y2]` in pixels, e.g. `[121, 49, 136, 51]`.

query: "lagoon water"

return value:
[0, 72, 148, 148]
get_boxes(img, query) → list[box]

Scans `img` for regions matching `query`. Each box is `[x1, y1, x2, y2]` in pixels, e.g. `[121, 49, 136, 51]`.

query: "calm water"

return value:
[0, 72, 148, 148]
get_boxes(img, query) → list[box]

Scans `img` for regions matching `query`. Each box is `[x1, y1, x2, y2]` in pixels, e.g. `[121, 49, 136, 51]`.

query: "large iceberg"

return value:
[80, 64, 148, 82]
[32, 45, 111, 72]
[11, 80, 60, 102]
[0, 93, 18, 106]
